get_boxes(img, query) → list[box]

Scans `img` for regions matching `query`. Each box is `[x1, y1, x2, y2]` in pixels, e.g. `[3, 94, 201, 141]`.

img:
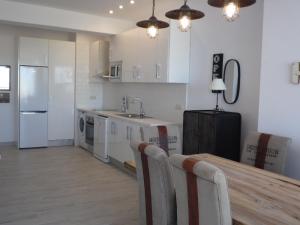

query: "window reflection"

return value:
[0, 66, 10, 91]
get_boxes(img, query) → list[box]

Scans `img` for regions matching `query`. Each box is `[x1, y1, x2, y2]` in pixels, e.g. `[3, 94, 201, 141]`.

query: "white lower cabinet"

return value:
[108, 118, 140, 163]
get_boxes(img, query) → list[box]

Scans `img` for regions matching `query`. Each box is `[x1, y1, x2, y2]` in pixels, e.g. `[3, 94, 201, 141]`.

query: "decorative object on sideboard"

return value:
[136, 0, 169, 39]
[210, 78, 226, 111]
[208, 0, 256, 22]
[291, 62, 300, 84]
[211, 53, 224, 94]
[223, 59, 241, 104]
[165, 0, 205, 32]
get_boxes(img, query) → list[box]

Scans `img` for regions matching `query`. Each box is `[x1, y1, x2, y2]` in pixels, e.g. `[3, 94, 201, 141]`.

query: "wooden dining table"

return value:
[192, 154, 300, 225]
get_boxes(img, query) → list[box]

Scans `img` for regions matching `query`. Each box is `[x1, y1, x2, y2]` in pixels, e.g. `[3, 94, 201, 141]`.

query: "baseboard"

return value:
[0, 142, 16, 147]
[48, 139, 74, 147]
[110, 157, 136, 178]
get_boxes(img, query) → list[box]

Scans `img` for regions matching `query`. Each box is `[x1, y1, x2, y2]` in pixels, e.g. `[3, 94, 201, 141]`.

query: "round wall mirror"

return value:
[223, 59, 241, 104]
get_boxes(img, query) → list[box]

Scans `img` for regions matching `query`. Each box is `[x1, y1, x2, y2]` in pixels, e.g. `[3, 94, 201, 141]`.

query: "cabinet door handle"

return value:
[129, 127, 133, 140]
[126, 126, 129, 140]
[156, 64, 161, 79]
[133, 66, 137, 79]
[111, 122, 116, 135]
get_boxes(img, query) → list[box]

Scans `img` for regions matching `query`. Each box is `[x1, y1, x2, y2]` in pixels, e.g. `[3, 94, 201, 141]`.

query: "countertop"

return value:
[77, 108, 177, 127]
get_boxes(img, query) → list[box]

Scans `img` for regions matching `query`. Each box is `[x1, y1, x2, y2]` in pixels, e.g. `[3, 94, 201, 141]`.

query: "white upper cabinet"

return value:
[48, 40, 75, 141]
[110, 20, 191, 84]
[90, 40, 110, 78]
[19, 37, 49, 67]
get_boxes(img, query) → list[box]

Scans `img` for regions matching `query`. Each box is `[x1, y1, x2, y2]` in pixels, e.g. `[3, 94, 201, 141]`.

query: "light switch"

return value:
[175, 104, 182, 110]
[292, 62, 300, 84]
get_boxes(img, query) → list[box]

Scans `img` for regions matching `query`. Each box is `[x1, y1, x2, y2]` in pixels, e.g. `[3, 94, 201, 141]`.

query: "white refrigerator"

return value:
[19, 66, 48, 148]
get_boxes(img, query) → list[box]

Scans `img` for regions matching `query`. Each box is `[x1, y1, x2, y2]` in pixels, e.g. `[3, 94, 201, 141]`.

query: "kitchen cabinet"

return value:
[108, 118, 140, 163]
[48, 40, 75, 142]
[90, 40, 110, 78]
[110, 20, 190, 84]
[19, 37, 49, 66]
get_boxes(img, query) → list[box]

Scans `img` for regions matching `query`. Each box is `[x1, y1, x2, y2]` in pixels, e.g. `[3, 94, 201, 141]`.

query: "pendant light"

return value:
[136, 0, 169, 39]
[165, 0, 205, 32]
[208, 0, 256, 22]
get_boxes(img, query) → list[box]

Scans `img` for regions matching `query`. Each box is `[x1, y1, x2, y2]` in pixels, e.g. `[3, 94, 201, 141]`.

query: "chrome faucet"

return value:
[126, 96, 145, 117]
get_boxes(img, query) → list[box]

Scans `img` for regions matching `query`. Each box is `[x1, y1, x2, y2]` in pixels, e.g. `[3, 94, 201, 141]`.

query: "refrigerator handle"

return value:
[21, 111, 47, 114]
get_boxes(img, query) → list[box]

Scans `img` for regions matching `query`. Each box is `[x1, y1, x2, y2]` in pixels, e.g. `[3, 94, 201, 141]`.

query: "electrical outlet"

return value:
[90, 96, 97, 100]
[175, 104, 182, 110]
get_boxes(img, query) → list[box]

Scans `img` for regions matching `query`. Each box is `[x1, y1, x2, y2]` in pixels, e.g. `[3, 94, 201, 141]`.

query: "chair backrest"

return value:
[138, 125, 182, 156]
[130, 142, 176, 225]
[241, 132, 292, 174]
[170, 154, 232, 225]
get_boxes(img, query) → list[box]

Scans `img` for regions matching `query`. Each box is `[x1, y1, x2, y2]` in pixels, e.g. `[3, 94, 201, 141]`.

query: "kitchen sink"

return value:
[116, 113, 152, 119]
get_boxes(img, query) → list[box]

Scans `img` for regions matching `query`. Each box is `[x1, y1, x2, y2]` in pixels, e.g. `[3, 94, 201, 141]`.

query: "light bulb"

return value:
[147, 25, 158, 38]
[178, 15, 192, 32]
[223, 1, 240, 22]
[119, 5, 124, 9]
[130, 0, 135, 4]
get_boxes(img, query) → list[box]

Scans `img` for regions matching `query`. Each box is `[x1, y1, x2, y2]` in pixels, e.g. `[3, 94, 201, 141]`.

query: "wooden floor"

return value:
[0, 146, 138, 225]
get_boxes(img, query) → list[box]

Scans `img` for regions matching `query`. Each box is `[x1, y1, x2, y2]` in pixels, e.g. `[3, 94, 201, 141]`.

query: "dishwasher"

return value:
[93, 115, 110, 163]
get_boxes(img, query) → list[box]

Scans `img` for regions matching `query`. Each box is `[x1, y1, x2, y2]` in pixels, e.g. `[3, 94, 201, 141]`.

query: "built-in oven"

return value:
[85, 115, 94, 153]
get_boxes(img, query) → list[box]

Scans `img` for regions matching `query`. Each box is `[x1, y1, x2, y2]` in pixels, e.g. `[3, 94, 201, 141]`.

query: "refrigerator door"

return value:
[20, 66, 48, 111]
[19, 112, 48, 148]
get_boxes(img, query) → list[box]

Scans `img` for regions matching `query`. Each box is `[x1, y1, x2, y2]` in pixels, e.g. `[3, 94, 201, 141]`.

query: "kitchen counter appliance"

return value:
[85, 115, 94, 153]
[94, 115, 109, 162]
[109, 61, 122, 80]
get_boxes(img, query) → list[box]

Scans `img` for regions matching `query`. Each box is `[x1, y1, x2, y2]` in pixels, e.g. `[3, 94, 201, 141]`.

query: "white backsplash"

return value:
[102, 82, 187, 124]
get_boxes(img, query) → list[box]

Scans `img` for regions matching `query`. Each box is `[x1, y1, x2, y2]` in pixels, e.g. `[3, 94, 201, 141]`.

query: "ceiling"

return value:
[7, 0, 181, 21]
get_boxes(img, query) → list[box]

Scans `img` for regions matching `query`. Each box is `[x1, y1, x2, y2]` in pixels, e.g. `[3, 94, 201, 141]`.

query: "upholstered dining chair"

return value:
[130, 141, 177, 225]
[240, 132, 292, 174]
[170, 154, 232, 225]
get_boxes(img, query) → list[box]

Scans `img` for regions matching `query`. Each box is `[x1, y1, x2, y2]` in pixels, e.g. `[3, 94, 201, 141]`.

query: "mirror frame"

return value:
[223, 59, 241, 104]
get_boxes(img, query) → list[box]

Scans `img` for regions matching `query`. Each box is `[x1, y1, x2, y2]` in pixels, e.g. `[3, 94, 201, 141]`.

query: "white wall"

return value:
[0, 23, 74, 143]
[259, 0, 300, 179]
[187, 0, 264, 142]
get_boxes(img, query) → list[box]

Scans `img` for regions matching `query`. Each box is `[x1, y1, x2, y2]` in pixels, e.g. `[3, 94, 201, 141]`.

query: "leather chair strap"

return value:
[255, 133, 271, 169]
[138, 143, 153, 225]
[157, 126, 169, 156]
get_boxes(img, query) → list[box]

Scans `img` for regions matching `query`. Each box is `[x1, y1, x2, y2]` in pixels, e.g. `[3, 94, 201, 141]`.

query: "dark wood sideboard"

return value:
[183, 110, 241, 161]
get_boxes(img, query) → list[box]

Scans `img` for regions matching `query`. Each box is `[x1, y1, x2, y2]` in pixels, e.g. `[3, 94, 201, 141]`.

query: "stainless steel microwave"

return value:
[110, 61, 122, 80]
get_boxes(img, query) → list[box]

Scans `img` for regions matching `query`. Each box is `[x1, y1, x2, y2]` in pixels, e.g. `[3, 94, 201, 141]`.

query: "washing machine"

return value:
[78, 111, 88, 150]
